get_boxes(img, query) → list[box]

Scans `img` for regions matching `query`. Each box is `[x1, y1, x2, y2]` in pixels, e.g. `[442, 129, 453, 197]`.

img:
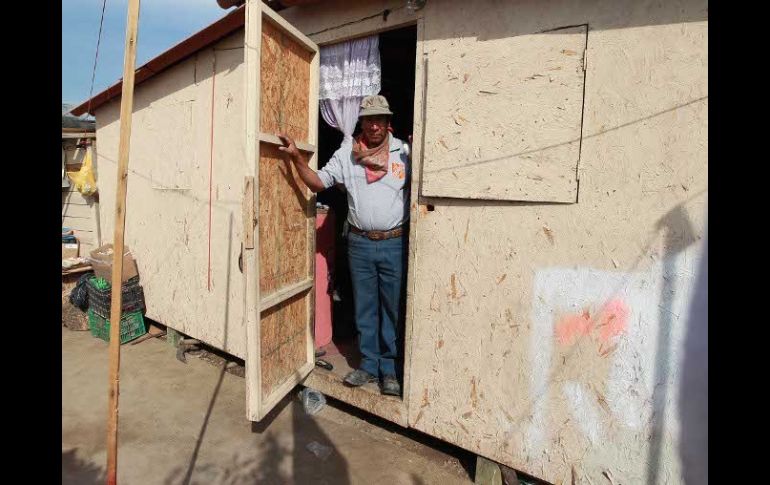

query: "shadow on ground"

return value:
[62, 448, 105, 485]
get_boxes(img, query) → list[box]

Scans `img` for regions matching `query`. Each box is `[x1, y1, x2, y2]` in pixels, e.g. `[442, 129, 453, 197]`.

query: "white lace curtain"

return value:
[319, 35, 381, 141]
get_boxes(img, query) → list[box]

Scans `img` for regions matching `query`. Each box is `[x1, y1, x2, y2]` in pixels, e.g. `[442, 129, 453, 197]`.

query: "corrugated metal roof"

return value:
[63, 103, 96, 130]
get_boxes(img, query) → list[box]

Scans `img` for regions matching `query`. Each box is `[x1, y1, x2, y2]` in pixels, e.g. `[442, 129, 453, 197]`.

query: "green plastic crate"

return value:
[88, 309, 146, 344]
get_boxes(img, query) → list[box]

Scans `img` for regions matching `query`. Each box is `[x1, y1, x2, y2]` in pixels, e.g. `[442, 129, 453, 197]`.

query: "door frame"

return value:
[298, 15, 427, 427]
[243, 0, 321, 421]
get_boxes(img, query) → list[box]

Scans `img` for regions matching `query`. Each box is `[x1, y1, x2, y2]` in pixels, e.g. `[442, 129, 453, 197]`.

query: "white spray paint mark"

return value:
[527, 240, 703, 471]
[526, 270, 555, 455]
[563, 381, 602, 445]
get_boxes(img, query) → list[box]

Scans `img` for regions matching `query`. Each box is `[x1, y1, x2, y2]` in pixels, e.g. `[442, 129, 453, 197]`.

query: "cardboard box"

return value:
[62, 242, 79, 259]
[89, 244, 139, 282]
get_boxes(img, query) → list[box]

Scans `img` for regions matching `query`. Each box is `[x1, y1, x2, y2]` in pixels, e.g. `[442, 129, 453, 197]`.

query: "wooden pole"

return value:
[106, 0, 141, 483]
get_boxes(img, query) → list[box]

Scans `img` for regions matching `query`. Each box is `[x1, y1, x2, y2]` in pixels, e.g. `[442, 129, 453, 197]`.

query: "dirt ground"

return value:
[62, 309, 476, 485]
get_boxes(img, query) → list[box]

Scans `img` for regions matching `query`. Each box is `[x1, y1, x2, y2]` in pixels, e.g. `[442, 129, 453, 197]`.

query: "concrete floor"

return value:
[62, 327, 474, 485]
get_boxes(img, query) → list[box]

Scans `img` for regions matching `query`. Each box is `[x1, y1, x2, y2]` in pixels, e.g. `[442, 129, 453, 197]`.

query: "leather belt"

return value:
[350, 225, 403, 241]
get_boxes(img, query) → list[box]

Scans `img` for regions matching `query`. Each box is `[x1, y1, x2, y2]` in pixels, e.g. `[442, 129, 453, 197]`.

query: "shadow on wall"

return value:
[62, 448, 105, 485]
[442, 195, 704, 482]
[646, 204, 699, 485]
[677, 223, 707, 485]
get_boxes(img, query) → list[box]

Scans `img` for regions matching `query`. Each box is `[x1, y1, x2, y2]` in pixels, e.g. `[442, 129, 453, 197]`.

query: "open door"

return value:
[243, 0, 320, 421]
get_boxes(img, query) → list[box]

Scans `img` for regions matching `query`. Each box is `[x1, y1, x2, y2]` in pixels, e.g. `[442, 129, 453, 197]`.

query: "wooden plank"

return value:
[258, 132, 316, 153]
[307, 50, 319, 166]
[89, 144, 102, 247]
[62, 190, 96, 206]
[305, 45, 320, 378]
[62, 218, 93, 236]
[262, 360, 314, 413]
[62, 202, 95, 219]
[63, 225, 94, 238]
[243, 176, 255, 249]
[261, 3, 318, 53]
[62, 265, 93, 276]
[420, 25, 587, 203]
[244, 0, 263, 421]
[259, 278, 313, 312]
[106, 0, 141, 481]
[402, 17, 426, 422]
[304, 366, 408, 427]
[62, 132, 97, 139]
[92, 199, 102, 247]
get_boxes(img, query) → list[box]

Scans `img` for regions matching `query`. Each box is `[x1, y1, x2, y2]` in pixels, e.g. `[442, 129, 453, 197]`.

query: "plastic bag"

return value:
[300, 387, 326, 415]
[66, 148, 97, 196]
[306, 441, 332, 461]
[69, 272, 94, 311]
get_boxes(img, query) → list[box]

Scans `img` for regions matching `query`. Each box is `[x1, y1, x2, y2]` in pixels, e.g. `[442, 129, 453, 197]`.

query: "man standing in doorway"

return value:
[278, 95, 409, 397]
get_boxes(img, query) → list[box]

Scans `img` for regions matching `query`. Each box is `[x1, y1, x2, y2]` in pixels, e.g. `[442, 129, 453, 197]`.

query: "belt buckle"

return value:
[369, 231, 384, 241]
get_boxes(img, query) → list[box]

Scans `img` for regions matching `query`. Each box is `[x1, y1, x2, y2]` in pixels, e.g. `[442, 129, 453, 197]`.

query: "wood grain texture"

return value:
[243, 0, 263, 421]
[258, 143, 311, 294]
[260, 18, 312, 142]
[420, 25, 587, 203]
[259, 291, 309, 396]
[246, 3, 319, 420]
[106, 0, 141, 480]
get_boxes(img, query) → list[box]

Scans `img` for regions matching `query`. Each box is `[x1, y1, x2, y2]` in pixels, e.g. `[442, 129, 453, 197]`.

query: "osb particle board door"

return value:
[243, 0, 320, 421]
[420, 25, 587, 203]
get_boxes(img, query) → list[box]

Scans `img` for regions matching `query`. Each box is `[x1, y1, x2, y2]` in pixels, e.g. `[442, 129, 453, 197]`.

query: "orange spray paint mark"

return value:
[555, 299, 630, 348]
[555, 309, 593, 346]
[594, 299, 630, 343]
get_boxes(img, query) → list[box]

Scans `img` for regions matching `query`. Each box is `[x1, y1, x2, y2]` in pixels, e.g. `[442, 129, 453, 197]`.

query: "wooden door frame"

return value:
[243, 0, 320, 421]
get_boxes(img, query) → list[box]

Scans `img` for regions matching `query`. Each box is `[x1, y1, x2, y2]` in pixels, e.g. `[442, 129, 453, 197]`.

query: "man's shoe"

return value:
[343, 369, 377, 387]
[381, 375, 401, 396]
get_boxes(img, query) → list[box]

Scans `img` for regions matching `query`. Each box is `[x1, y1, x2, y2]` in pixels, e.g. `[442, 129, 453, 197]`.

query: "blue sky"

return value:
[62, 0, 233, 106]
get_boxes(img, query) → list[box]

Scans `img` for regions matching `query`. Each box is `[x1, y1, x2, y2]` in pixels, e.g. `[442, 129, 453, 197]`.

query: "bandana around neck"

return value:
[352, 133, 390, 184]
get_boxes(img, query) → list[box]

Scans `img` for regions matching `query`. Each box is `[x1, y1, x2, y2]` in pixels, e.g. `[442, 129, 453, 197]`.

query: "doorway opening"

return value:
[313, 24, 418, 401]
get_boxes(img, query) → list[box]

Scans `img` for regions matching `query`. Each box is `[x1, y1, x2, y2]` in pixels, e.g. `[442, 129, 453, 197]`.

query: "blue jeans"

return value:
[347, 232, 404, 377]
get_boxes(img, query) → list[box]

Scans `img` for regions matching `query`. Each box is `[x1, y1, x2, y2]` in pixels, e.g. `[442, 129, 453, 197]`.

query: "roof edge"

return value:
[70, 5, 245, 117]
